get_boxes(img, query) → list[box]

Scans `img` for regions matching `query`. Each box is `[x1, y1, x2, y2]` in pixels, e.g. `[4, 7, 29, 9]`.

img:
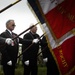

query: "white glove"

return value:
[5, 38, 14, 46]
[43, 58, 48, 63]
[24, 60, 29, 66]
[32, 38, 39, 43]
[7, 60, 12, 66]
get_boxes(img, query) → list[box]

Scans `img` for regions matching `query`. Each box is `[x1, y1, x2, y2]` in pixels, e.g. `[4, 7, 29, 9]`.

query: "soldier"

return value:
[22, 24, 39, 75]
[0, 20, 34, 75]
[41, 36, 59, 75]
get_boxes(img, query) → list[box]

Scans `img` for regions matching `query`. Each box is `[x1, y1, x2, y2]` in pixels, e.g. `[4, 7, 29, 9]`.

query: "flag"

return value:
[27, 0, 75, 75]
[38, 0, 75, 39]
[53, 36, 75, 75]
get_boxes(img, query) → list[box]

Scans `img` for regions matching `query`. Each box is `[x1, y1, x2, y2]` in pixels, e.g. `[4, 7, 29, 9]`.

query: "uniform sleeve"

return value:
[19, 35, 32, 45]
[41, 36, 49, 58]
[21, 33, 33, 61]
[0, 37, 6, 44]
[0, 33, 11, 62]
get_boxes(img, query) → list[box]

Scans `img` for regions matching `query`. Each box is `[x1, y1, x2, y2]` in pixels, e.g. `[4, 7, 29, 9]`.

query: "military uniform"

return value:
[22, 31, 39, 75]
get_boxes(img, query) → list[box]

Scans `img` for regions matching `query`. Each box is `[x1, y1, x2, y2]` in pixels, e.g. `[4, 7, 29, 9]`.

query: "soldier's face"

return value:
[7, 21, 16, 31]
[31, 26, 37, 33]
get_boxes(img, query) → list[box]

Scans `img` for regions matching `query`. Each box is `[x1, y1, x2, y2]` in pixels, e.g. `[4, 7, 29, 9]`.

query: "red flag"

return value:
[27, 0, 75, 74]
[45, 0, 75, 39]
[36, 0, 75, 74]
[53, 36, 75, 75]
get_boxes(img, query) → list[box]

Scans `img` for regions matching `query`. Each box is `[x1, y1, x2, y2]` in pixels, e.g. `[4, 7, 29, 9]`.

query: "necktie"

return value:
[12, 33, 17, 45]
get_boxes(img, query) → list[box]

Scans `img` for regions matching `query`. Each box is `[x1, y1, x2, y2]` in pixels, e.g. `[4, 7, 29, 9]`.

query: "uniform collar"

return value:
[6, 29, 12, 35]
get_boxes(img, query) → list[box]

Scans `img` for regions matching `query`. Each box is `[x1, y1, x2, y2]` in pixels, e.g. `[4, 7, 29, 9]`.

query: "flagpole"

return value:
[17, 33, 45, 58]
[0, 0, 21, 13]
[12, 22, 40, 40]
[37, 45, 47, 56]
[0, 22, 40, 48]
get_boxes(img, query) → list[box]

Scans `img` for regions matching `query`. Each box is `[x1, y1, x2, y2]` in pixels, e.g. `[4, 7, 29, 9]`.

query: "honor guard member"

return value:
[0, 20, 33, 75]
[41, 36, 59, 75]
[22, 24, 39, 75]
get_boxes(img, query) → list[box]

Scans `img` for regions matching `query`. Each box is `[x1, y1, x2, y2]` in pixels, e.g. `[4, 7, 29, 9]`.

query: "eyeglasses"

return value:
[12, 24, 16, 27]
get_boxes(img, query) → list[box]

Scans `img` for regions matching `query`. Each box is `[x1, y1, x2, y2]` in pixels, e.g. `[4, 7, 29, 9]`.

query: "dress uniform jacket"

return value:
[41, 36, 59, 75]
[22, 31, 39, 63]
[0, 30, 32, 65]
[22, 31, 39, 75]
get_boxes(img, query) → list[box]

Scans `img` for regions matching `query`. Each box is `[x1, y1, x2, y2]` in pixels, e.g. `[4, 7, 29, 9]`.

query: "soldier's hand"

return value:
[5, 38, 14, 46]
[7, 60, 12, 66]
[32, 38, 39, 44]
[24, 60, 29, 66]
[43, 58, 48, 63]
